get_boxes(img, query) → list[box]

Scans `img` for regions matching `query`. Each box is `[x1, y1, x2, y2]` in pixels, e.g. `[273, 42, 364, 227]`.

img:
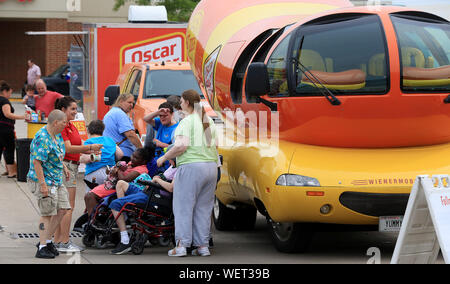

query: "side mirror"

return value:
[104, 85, 120, 106]
[245, 62, 270, 98]
[245, 62, 277, 111]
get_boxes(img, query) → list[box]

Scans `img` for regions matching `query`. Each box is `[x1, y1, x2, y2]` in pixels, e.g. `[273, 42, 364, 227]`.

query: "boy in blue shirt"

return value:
[81, 120, 123, 192]
[143, 102, 178, 176]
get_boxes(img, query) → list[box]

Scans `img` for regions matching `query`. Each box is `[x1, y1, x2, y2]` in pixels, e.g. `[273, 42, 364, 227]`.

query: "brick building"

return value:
[0, 0, 131, 91]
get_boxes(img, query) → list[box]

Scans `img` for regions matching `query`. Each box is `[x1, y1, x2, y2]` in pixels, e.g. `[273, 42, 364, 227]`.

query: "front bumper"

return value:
[266, 185, 411, 225]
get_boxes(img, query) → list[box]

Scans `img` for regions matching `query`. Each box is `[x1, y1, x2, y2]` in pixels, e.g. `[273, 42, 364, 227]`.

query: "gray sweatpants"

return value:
[173, 161, 217, 247]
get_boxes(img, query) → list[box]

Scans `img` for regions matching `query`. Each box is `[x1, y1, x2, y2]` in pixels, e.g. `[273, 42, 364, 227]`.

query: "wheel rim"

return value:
[272, 221, 294, 242]
[213, 197, 220, 219]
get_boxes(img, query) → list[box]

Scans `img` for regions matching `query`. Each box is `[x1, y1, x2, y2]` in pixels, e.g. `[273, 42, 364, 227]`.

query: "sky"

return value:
[390, 0, 450, 20]
[391, 0, 449, 5]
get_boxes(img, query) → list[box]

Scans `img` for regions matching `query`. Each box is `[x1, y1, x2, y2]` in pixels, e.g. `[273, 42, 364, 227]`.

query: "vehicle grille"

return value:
[339, 192, 409, 217]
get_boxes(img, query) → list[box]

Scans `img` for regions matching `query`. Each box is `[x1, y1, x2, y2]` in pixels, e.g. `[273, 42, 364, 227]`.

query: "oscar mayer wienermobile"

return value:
[187, 0, 450, 252]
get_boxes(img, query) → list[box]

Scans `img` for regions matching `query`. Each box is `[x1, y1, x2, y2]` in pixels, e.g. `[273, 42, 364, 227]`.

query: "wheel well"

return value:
[253, 198, 268, 217]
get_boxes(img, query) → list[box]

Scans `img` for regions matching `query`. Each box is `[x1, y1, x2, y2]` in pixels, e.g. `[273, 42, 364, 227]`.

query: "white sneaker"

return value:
[191, 246, 211, 256]
[56, 240, 85, 253]
[168, 246, 187, 257]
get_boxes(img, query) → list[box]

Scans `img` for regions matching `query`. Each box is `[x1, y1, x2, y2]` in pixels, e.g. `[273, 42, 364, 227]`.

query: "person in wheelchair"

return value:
[109, 158, 177, 255]
[84, 147, 151, 216]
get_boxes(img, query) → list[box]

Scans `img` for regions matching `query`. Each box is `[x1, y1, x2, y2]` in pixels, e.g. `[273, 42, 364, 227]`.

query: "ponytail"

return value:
[181, 89, 212, 146]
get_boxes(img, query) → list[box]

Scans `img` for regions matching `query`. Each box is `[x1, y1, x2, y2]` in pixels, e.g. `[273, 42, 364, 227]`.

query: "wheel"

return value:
[267, 217, 314, 253]
[82, 231, 95, 247]
[213, 197, 236, 230]
[158, 236, 171, 247]
[213, 197, 257, 230]
[94, 234, 109, 249]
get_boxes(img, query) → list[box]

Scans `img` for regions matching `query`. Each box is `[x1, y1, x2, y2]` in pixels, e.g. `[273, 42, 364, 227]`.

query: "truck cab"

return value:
[104, 61, 217, 142]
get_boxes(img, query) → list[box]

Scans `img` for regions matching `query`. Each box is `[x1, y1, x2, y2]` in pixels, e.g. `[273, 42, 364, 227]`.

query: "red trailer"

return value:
[82, 22, 187, 122]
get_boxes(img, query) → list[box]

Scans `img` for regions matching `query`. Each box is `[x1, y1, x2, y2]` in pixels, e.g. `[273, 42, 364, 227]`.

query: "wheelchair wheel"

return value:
[158, 236, 171, 247]
[94, 234, 109, 249]
[82, 231, 95, 247]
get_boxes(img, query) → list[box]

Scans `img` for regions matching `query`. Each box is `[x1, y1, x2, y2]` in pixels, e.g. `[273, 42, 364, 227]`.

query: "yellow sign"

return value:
[71, 120, 89, 141]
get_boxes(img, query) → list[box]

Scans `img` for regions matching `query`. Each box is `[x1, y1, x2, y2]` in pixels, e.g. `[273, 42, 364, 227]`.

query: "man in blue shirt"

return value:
[143, 102, 178, 175]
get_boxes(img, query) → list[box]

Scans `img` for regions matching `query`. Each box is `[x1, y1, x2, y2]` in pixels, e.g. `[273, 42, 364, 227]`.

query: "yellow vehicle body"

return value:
[216, 130, 450, 225]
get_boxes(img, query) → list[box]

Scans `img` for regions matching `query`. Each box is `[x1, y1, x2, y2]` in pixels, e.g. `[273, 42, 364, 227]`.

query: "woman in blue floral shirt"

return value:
[27, 110, 71, 259]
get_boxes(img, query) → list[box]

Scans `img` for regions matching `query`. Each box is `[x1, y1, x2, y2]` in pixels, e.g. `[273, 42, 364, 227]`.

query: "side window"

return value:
[267, 14, 389, 97]
[266, 33, 292, 97]
[391, 14, 450, 93]
[125, 69, 142, 99]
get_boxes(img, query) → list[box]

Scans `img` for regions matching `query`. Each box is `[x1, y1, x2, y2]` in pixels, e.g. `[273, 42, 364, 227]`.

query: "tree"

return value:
[114, 0, 200, 22]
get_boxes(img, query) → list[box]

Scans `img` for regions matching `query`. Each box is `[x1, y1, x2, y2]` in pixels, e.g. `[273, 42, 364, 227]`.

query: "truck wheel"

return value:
[213, 197, 235, 230]
[267, 217, 314, 253]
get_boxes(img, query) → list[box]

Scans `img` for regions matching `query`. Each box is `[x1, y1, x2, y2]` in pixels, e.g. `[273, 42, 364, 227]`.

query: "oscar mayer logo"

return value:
[120, 33, 186, 71]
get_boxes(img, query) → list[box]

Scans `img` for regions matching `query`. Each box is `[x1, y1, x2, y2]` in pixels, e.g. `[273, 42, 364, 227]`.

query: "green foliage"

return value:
[113, 0, 200, 22]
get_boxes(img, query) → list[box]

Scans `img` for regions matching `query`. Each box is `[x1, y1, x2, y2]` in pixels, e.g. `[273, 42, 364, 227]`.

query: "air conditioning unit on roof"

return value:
[128, 5, 168, 23]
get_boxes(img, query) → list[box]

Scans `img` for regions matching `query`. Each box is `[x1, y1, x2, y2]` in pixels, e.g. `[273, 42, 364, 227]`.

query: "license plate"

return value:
[379, 216, 403, 232]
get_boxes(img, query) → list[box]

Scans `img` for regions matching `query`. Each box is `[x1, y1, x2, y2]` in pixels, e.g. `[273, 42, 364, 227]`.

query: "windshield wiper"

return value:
[145, 94, 174, 99]
[291, 57, 341, 106]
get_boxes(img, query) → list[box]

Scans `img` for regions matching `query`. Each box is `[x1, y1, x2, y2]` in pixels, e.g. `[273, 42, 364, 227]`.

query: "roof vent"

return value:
[128, 5, 168, 23]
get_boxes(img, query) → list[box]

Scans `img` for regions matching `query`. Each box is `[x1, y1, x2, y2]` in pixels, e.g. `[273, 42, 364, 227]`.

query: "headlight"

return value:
[276, 174, 320, 187]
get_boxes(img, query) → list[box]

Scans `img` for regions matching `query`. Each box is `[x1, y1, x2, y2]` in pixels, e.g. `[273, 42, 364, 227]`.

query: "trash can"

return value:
[16, 138, 32, 182]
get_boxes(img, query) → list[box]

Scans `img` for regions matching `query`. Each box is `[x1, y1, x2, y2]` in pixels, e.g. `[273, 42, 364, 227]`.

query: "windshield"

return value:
[267, 14, 389, 97]
[144, 69, 204, 99]
[391, 14, 450, 93]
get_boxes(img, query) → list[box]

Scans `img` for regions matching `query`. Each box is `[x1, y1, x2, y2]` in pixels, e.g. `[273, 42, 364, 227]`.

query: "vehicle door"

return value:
[123, 67, 146, 138]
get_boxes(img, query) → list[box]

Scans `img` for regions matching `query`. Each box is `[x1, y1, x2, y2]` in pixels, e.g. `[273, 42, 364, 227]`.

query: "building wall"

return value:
[69, 0, 131, 23]
[0, 19, 46, 91]
[0, 0, 130, 91]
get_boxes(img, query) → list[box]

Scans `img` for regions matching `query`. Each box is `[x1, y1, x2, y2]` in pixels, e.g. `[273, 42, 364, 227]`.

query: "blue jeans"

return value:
[109, 184, 148, 212]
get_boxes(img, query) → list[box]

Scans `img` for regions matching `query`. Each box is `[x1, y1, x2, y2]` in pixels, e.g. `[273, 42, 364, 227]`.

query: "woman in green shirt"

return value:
[157, 89, 218, 257]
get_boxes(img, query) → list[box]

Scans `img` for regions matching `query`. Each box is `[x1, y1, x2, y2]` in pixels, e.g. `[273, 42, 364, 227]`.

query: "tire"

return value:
[82, 231, 95, 247]
[213, 197, 257, 231]
[213, 197, 236, 230]
[158, 236, 171, 247]
[94, 234, 109, 249]
[267, 217, 314, 253]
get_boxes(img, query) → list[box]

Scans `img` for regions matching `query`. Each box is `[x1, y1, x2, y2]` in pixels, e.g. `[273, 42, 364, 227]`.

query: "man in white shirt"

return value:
[27, 59, 41, 86]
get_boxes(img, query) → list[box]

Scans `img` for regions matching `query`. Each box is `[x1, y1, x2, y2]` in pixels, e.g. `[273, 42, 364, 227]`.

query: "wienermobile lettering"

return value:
[187, 0, 450, 252]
